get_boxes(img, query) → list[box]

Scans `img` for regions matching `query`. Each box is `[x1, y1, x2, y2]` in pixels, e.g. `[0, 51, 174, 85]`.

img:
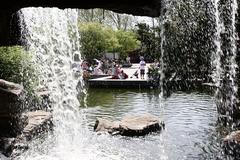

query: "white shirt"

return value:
[139, 60, 146, 70]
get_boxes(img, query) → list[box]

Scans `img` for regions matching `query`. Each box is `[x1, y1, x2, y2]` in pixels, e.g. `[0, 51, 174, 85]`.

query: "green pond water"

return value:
[81, 88, 228, 160]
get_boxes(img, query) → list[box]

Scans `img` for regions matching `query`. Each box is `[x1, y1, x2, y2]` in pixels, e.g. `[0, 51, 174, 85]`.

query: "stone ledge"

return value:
[0, 110, 52, 157]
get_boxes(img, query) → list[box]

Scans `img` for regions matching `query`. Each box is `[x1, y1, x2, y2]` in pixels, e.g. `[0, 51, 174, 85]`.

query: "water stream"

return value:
[211, 0, 238, 122]
[17, 8, 92, 160]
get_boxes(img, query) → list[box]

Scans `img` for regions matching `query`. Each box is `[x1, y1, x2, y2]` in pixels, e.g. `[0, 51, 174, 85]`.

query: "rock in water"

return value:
[94, 114, 163, 136]
[119, 114, 162, 136]
[94, 118, 120, 134]
[223, 130, 240, 158]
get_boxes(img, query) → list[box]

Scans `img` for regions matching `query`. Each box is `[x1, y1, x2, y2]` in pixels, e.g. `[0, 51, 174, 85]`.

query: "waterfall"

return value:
[17, 8, 94, 159]
[212, 0, 238, 122]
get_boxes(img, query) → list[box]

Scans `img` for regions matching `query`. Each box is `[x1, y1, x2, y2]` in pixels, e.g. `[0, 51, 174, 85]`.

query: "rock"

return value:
[223, 130, 240, 158]
[94, 114, 164, 136]
[0, 110, 52, 157]
[119, 114, 162, 136]
[20, 110, 53, 141]
[36, 90, 52, 111]
[0, 79, 24, 97]
[0, 153, 9, 160]
[0, 138, 16, 157]
[0, 137, 29, 157]
[224, 130, 240, 143]
[94, 118, 120, 134]
[0, 79, 25, 137]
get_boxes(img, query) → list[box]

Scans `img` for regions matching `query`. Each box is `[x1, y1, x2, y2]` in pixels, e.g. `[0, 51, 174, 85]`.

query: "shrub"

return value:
[0, 46, 37, 93]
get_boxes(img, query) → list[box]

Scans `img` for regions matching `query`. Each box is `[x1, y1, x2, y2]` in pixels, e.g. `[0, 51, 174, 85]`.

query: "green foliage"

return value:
[161, 0, 215, 81]
[79, 23, 108, 60]
[79, 22, 140, 60]
[0, 46, 37, 93]
[115, 30, 140, 57]
[135, 0, 215, 81]
[135, 23, 161, 61]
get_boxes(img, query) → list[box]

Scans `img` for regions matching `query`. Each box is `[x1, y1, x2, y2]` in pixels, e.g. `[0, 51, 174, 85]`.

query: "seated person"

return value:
[118, 70, 128, 79]
[112, 64, 121, 79]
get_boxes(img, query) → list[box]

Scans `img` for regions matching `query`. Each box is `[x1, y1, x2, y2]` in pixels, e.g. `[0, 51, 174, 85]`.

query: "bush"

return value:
[0, 46, 36, 93]
[79, 22, 140, 60]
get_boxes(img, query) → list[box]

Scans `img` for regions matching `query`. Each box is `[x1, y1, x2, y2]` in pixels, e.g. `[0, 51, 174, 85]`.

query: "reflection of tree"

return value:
[84, 88, 116, 107]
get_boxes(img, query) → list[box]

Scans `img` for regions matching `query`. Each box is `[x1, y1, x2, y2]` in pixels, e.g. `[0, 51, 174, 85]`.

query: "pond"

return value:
[16, 88, 229, 160]
[82, 88, 226, 160]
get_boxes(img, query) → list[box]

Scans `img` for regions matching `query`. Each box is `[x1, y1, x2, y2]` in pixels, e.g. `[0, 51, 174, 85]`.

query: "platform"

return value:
[88, 76, 154, 88]
[87, 64, 155, 88]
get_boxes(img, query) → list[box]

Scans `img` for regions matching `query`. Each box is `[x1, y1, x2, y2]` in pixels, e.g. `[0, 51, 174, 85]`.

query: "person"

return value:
[81, 60, 89, 71]
[126, 56, 131, 64]
[118, 70, 128, 79]
[139, 56, 146, 79]
[112, 64, 121, 79]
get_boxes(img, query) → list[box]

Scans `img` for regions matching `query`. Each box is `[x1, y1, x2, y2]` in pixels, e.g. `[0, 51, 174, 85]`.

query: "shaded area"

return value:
[1, 0, 162, 17]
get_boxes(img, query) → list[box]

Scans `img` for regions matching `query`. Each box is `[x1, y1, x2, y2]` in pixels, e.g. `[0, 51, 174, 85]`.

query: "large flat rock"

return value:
[94, 114, 164, 136]
[119, 114, 162, 136]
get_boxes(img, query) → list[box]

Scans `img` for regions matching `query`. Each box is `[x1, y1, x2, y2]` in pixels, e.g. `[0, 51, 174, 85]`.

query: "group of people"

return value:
[72, 53, 150, 80]
[79, 57, 130, 79]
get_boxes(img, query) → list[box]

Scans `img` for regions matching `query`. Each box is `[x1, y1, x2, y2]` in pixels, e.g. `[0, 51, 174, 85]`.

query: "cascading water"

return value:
[212, 0, 224, 97]
[157, 1, 173, 159]
[16, 8, 96, 159]
[211, 0, 239, 123]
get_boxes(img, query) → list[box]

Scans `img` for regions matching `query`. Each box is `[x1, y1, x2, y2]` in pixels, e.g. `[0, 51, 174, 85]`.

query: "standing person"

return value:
[126, 56, 131, 64]
[139, 56, 146, 79]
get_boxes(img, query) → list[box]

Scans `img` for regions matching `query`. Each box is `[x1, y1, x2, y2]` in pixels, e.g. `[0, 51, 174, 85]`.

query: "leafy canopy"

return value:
[79, 22, 140, 60]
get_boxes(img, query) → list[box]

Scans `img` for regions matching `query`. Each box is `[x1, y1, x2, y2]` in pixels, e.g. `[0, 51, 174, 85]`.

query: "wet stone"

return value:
[0, 79, 25, 137]
[94, 114, 164, 136]
[223, 130, 240, 158]
[0, 110, 52, 157]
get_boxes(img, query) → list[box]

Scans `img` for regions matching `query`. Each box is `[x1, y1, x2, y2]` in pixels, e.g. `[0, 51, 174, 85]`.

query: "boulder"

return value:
[118, 114, 163, 136]
[36, 90, 52, 111]
[223, 130, 240, 158]
[94, 118, 120, 134]
[0, 110, 52, 157]
[0, 79, 25, 137]
[20, 110, 53, 140]
[94, 114, 164, 136]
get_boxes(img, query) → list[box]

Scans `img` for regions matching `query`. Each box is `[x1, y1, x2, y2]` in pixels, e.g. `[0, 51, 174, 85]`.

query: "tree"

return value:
[161, 0, 215, 81]
[105, 11, 136, 30]
[115, 30, 140, 57]
[79, 22, 108, 60]
[79, 22, 140, 60]
[78, 9, 136, 30]
[135, 23, 160, 61]
[78, 9, 105, 24]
